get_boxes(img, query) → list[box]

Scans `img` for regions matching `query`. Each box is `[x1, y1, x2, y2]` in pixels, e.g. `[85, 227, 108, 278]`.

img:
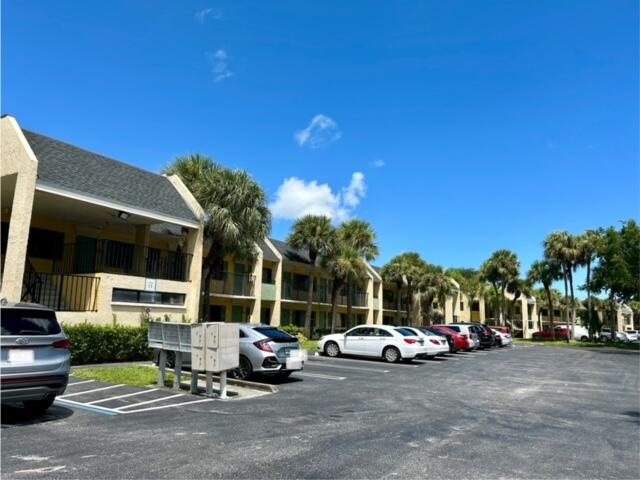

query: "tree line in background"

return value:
[166, 155, 639, 338]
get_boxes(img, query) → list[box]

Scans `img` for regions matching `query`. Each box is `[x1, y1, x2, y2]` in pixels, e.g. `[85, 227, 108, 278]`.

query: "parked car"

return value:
[491, 328, 513, 347]
[0, 301, 71, 412]
[156, 324, 304, 380]
[442, 324, 480, 350]
[625, 330, 638, 342]
[400, 327, 450, 356]
[489, 325, 511, 335]
[532, 326, 569, 340]
[600, 327, 631, 343]
[450, 323, 494, 349]
[318, 325, 428, 363]
[425, 325, 469, 352]
[554, 324, 590, 341]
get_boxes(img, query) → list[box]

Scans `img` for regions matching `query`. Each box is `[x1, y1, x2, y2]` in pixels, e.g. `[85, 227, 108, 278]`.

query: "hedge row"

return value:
[63, 323, 153, 365]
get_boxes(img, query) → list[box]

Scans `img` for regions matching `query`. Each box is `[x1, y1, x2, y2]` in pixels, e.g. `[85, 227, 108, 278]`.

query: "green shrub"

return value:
[62, 323, 153, 365]
[279, 324, 308, 343]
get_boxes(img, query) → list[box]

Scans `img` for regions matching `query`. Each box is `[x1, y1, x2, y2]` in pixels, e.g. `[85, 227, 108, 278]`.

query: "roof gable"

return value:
[22, 129, 199, 224]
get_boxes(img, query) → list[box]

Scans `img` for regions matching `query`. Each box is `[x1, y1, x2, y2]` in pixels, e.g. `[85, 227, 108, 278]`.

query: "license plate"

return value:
[7, 349, 34, 363]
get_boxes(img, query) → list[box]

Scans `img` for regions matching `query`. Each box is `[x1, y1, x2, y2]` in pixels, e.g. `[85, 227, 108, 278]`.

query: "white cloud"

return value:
[270, 172, 367, 222]
[342, 172, 366, 208]
[294, 114, 342, 148]
[195, 8, 222, 23]
[208, 49, 234, 82]
[370, 159, 385, 168]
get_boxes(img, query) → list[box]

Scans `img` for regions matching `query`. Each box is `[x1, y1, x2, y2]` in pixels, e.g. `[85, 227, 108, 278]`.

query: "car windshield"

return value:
[1, 308, 61, 336]
[419, 329, 437, 336]
[446, 326, 461, 333]
[395, 328, 415, 337]
[253, 327, 296, 343]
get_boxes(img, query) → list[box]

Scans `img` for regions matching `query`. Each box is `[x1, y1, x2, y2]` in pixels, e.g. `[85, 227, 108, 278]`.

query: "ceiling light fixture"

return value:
[118, 211, 130, 220]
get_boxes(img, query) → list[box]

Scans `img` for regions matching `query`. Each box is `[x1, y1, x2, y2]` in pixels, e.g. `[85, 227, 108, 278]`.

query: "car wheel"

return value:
[23, 396, 55, 412]
[324, 341, 340, 357]
[383, 346, 400, 363]
[230, 356, 253, 380]
[580, 336, 589, 342]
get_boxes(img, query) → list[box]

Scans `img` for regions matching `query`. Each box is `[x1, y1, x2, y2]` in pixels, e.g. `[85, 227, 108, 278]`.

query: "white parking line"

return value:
[119, 397, 215, 414]
[116, 393, 185, 411]
[65, 379, 95, 387]
[58, 384, 125, 398]
[87, 389, 160, 405]
[312, 357, 420, 368]
[306, 362, 390, 373]
[296, 372, 346, 381]
[54, 397, 119, 416]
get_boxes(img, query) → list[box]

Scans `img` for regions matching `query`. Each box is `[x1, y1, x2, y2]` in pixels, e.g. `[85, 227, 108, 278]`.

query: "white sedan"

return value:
[317, 325, 429, 363]
[492, 329, 513, 347]
[400, 327, 450, 356]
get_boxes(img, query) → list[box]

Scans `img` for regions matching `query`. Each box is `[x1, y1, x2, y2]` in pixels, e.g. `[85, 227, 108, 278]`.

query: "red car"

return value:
[428, 325, 470, 351]
[532, 326, 568, 340]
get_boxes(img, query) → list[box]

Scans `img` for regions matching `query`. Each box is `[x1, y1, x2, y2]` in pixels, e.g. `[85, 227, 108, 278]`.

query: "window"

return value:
[27, 227, 64, 260]
[112, 289, 185, 306]
[460, 302, 464, 311]
[262, 268, 273, 284]
[1, 308, 61, 335]
[395, 328, 415, 337]
[346, 327, 371, 336]
[528, 321, 534, 329]
[447, 325, 461, 333]
[372, 328, 392, 337]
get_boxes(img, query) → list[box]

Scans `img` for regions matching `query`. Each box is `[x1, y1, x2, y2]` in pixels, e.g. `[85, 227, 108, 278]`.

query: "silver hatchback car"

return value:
[159, 323, 304, 380]
[0, 302, 71, 411]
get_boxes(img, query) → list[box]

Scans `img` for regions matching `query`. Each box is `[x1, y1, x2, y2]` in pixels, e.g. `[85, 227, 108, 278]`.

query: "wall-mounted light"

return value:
[118, 211, 130, 220]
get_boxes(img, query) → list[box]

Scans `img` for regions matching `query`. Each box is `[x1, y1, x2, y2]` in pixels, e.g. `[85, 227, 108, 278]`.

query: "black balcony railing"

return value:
[22, 261, 99, 312]
[382, 298, 410, 311]
[211, 272, 255, 297]
[282, 282, 367, 306]
[55, 240, 192, 282]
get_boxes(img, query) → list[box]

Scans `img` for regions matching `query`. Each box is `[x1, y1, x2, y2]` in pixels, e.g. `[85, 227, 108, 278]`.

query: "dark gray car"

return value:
[0, 302, 72, 411]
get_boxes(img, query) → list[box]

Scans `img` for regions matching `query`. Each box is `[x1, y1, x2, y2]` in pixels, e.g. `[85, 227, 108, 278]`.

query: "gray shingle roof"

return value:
[268, 238, 311, 264]
[23, 129, 199, 224]
[258, 238, 279, 262]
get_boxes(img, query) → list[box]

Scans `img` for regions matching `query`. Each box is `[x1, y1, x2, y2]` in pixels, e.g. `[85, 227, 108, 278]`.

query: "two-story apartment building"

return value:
[0, 115, 204, 325]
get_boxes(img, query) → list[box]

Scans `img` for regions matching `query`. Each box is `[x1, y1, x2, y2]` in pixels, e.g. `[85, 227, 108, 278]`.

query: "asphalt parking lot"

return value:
[2, 345, 639, 479]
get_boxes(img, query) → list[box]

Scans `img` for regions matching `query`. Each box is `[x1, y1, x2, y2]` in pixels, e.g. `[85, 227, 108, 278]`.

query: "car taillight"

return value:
[460, 334, 468, 339]
[404, 339, 416, 345]
[52, 339, 72, 349]
[429, 339, 440, 345]
[254, 340, 273, 352]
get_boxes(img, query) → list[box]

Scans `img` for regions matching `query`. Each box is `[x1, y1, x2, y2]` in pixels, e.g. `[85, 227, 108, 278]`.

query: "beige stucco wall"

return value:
[0, 116, 39, 301]
[57, 273, 192, 326]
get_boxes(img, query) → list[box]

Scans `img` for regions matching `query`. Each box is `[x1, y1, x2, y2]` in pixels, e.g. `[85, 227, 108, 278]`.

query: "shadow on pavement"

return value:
[1, 403, 74, 428]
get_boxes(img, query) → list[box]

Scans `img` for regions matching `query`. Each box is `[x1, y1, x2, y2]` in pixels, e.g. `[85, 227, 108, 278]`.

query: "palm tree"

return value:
[456, 272, 482, 322]
[527, 259, 562, 338]
[576, 230, 603, 340]
[381, 261, 406, 325]
[287, 215, 334, 338]
[382, 253, 427, 326]
[544, 231, 580, 340]
[506, 278, 532, 328]
[416, 264, 448, 324]
[321, 239, 368, 333]
[480, 250, 520, 325]
[164, 155, 271, 322]
[337, 220, 379, 325]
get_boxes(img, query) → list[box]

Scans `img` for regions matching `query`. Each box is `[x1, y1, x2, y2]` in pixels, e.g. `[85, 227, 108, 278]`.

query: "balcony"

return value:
[21, 263, 99, 312]
[211, 272, 255, 297]
[281, 282, 330, 303]
[56, 240, 192, 282]
[281, 283, 367, 306]
[383, 298, 409, 311]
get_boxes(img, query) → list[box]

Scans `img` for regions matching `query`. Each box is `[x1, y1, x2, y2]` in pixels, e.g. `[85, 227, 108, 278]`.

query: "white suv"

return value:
[443, 324, 480, 350]
[600, 327, 630, 342]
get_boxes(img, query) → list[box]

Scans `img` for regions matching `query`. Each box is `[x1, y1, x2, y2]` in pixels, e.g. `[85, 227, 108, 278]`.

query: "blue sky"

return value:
[2, 1, 638, 294]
